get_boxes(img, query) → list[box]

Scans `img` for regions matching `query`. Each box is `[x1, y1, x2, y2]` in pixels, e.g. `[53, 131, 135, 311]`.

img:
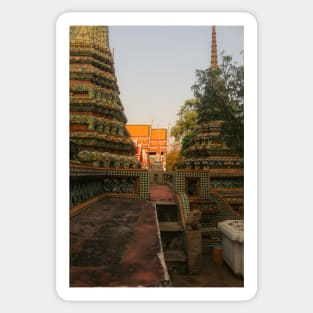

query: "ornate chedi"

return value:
[179, 26, 244, 213]
[69, 26, 140, 169]
[182, 120, 243, 171]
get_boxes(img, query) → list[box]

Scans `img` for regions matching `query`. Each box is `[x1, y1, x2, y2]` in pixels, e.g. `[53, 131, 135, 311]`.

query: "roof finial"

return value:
[210, 26, 218, 70]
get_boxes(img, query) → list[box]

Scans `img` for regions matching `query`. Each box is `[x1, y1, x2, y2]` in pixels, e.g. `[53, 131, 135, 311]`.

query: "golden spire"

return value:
[70, 26, 109, 49]
[210, 26, 218, 70]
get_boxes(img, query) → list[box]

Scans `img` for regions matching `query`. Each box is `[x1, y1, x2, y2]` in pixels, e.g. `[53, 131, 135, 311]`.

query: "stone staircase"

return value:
[152, 185, 244, 287]
[156, 202, 187, 273]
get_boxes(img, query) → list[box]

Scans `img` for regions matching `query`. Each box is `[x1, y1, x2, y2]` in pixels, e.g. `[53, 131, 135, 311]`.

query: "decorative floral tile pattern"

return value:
[70, 166, 150, 206]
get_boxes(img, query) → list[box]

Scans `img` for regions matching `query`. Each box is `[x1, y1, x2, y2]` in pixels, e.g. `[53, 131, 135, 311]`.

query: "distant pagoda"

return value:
[179, 26, 244, 214]
[182, 122, 243, 170]
[69, 26, 140, 169]
[180, 26, 243, 171]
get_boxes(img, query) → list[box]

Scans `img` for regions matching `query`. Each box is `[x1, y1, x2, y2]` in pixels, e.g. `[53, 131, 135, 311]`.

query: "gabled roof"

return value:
[126, 125, 167, 141]
[150, 128, 167, 140]
[126, 124, 150, 137]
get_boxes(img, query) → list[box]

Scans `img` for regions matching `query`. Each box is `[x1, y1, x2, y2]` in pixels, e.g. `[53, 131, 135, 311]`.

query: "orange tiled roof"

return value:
[149, 141, 167, 145]
[127, 125, 168, 153]
[126, 124, 150, 137]
[150, 128, 167, 140]
[136, 139, 149, 144]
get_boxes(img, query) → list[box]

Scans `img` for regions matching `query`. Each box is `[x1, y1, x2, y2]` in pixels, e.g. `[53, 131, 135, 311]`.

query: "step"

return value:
[159, 222, 184, 232]
[164, 250, 187, 262]
[156, 203, 181, 224]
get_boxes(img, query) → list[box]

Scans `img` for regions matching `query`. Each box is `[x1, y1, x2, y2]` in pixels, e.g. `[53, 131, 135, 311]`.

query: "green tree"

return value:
[220, 55, 244, 155]
[170, 53, 244, 157]
[166, 142, 182, 170]
[192, 55, 244, 155]
[170, 99, 198, 142]
[193, 56, 243, 117]
[192, 54, 244, 155]
[181, 131, 194, 156]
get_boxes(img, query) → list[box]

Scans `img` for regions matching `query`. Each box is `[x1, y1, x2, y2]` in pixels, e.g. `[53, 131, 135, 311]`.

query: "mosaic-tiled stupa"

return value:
[69, 26, 140, 169]
[179, 26, 244, 213]
[180, 26, 243, 171]
[182, 120, 243, 170]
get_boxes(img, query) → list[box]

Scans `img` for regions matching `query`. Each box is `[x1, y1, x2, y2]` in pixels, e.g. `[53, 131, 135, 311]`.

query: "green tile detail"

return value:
[175, 171, 210, 200]
[70, 166, 150, 201]
[177, 192, 190, 218]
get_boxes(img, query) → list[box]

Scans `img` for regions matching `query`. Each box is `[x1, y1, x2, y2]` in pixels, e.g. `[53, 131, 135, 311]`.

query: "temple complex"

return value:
[69, 26, 244, 288]
[126, 124, 168, 170]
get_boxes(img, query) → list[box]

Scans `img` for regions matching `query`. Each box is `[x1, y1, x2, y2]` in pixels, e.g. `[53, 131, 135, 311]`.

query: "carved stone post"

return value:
[185, 209, 202, 274]
[186, 230, 202, 274]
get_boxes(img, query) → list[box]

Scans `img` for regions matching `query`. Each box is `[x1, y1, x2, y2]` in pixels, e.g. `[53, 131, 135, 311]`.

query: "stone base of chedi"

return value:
[71, 150, 141, 169]
[178, 120, 244, 215]
[179, 121, 243, 170]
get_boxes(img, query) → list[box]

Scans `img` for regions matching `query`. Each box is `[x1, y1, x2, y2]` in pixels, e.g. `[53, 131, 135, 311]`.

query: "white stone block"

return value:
[218, 220, 244, 276]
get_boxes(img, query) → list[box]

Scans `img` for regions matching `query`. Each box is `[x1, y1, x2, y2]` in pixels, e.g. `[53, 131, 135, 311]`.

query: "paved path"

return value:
[150, 184, 175, 202]
[70, 198, 168, 287]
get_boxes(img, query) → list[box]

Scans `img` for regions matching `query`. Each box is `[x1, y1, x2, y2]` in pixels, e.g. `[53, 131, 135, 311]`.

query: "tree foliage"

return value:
[170, 99, 198, 142]
[170, 53, 244, 156]
[166, 142, 183, 171]
[193, 54, 244, 155]
[181, 131, 194, 156]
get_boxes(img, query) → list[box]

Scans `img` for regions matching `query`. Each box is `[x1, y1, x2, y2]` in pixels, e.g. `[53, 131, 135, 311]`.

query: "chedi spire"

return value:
[210, 26, 218, 70]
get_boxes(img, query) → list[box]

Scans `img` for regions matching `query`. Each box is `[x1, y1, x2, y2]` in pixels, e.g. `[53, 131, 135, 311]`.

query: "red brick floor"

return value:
[70, 198, 168, 287]
[150, 183, 175, 202]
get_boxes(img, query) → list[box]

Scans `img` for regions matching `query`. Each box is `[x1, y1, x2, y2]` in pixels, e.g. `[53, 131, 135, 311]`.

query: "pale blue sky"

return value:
[109, 26, 243, 130]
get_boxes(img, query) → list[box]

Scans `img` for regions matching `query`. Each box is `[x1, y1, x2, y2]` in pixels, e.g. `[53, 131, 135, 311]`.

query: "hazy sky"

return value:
[109, 26, 243, 130]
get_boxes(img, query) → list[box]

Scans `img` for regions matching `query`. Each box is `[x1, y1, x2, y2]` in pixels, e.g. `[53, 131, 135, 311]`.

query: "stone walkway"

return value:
[70, 198, 168, 287]
[150, 183, 175, 202]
